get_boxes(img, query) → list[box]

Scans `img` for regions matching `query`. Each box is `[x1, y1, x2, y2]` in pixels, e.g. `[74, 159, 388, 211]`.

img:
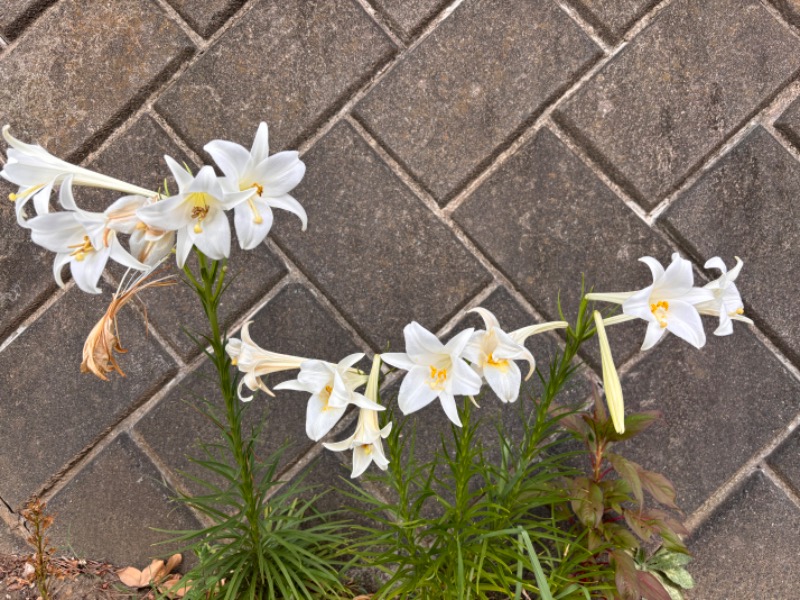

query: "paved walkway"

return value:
[2, 0, 800, 596]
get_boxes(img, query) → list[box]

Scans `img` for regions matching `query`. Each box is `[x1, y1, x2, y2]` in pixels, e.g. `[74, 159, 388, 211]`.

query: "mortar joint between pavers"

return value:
[150, 0, 206, 48]
[128, 428, 217, 529]
[353, 0, 407, 49]
[761, 462, 800, 513]
[555, 0, 614, 54]
[760, 0, 800, 42]
[0, 284, 68, 356]
[262, 237, 380, 356]
[683, 406, 800, 534]
[0, 0, 59, 45]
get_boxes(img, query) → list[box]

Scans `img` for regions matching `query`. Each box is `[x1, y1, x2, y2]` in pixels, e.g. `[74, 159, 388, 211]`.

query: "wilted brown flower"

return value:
[81, 268, 174, 380]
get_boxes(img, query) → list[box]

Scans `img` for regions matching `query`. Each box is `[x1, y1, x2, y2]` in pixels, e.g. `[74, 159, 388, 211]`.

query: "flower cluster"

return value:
[225, 253, 751, 477]
[588, 252, 752, 433]
[1, 123, 307, 294]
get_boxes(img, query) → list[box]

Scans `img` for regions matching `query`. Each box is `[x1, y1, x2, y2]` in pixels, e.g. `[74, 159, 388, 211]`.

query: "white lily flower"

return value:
[274, 353, 382, 442]
[587, 253, 714, 351]
[382, 321, 482, 427]
[324, 355, 392, 478]
[226, 321, 308, 401]
[1, 125, 156, 226]
[26, 178, 146, 294]
[593, 311, 625, 434]
[136, 156, 253, 267]
[695, 256, 753, 336]
[204, 122, 307, 250]
[463, 307, 568, 403]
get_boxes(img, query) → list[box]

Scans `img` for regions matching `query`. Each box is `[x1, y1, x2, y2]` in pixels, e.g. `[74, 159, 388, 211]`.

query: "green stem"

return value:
[185, 249, 262, 554]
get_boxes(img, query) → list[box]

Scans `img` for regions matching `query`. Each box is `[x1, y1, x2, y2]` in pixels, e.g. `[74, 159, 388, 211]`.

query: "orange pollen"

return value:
[251, 182, 264, 196]
[360, 444, 373, 455]
[650, 300, 669, 328]
[429, 365, 448, 389]
[68, 236, 94, 261]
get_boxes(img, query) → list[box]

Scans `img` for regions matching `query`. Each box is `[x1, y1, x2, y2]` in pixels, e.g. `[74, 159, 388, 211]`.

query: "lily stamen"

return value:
[68, 236, 94, 261]
[8, 183, 44, 202]
[650, 300, 669, 328]
[247, 198, 264, 225]
[429, 365, 448, 390]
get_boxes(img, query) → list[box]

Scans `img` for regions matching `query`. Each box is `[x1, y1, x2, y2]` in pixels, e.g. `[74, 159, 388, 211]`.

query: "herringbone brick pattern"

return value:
[2, 1, 800, 595]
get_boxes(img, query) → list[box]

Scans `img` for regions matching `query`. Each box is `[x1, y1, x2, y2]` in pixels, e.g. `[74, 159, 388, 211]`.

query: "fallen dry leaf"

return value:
[158, 574, 191, 598]
[117, 553, 182, 589]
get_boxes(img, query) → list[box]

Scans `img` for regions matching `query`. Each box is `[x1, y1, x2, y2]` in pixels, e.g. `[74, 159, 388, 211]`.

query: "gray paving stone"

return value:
[82, 114, 195, 212]
[662, 126, 800, 366]
[165, 0, 246, 38]
[566, 0, 658, 43]
[453, 128, 672, 368]
[135, 284, 361, 497]
[0, 523, 26, 555]
[48, 434, 201, 566]
[618, 331, 800, 514]
[157, 0, 396, 156]
[770, 0, 800, 29]
[369, 0, 447, 37]
[555, 0, 800, 208]
[768, 429, 800, 497]
[0, 0, 52, 40]
[0, 0, 193, 159]
[274, 122, 491, 351]
[119, 236, 286, 362]
[355, 0, 600, 203]
[0, 288, 178, 509]
[688, 472, 800, 599]
[0, 178, 57, 342]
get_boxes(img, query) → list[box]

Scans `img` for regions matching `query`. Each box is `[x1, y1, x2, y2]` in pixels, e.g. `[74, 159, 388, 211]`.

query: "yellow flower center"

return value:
[187, 192, 212, 233]
[360, 444, 373, 455]
[429, 365, 448, 390]
[321, 385, 333, 411]
[650, 300, 669, 328]
[486, 353, 510, 372]
[733, 307, 744, 316]
[68, 236, 94, 262]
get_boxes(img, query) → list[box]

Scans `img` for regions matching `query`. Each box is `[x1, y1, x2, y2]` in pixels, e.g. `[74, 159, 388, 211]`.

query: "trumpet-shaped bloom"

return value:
[594, 311, 625, 434]
[226, 321, 308, 400]
[463, 307, 568, 403]
[323, 355, 392, 478]
[1, 125, 155, 226]
[95, 194, 176, 266]
[695, 256, 753, 336]
[274, 353, 382, 442]
[382, 322, 482, 427]
[26, 178, 146, 294]
[136, 157, 253, 267]
[205, 122, 307, 250]
[587, 253, 715, 351]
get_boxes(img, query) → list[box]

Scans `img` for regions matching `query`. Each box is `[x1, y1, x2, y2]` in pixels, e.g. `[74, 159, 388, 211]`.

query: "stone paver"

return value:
[274, 122, 491, 351]
[165, 0, 245, 38]
[0, 524, 26, 555]
[135, 284, 360, 496]
[688, 472, 800, 599]
[566, 0, 658, 43]
[0, 288, 177, 509]
[555, 0, 800, 208]
[662, 126, 800, 365]
[48, 434, 201, 566]
[0, 179, 56, 342]
[768, 430, 800, 497]
[0, 0, 193, 159]
[619, 331, 800, 514]
[354, 0, 600, 202]
[370, 0, 447, 37]
[453, 128, 671, 368]
[157, 0, 396, 156]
